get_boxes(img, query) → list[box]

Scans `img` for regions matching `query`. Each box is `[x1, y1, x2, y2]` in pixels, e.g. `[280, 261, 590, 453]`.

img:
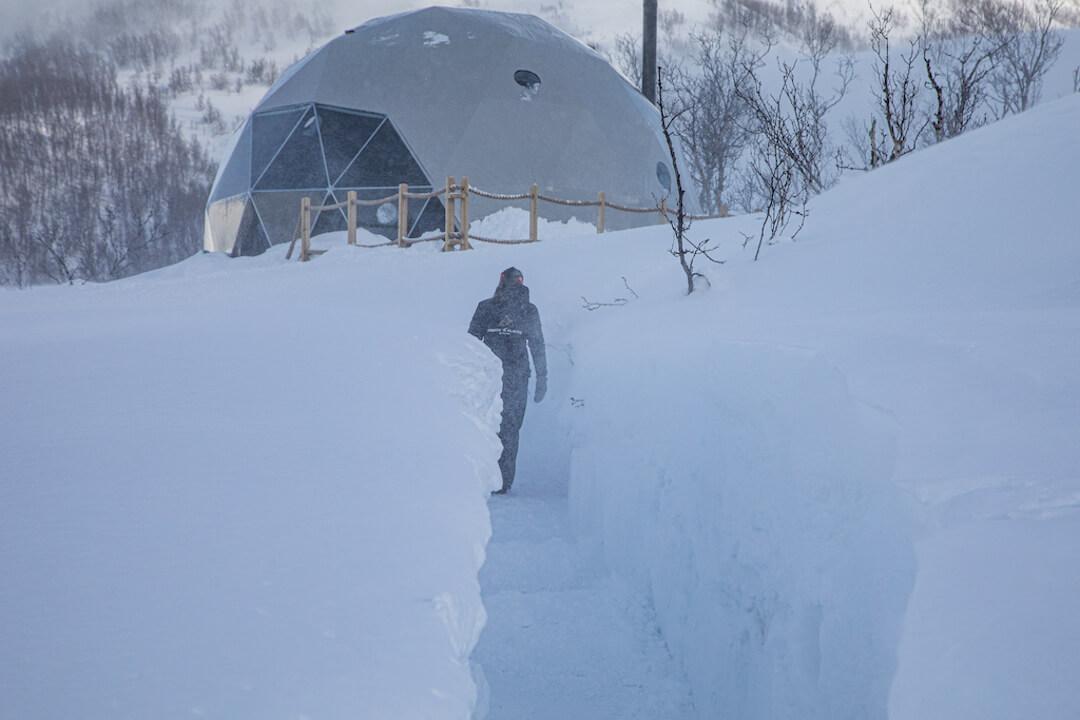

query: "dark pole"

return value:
[642, 0, 658, 104]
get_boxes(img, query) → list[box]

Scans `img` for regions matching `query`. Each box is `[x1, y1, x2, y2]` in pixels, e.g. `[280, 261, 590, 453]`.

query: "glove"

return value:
[534, 375, 547, 403]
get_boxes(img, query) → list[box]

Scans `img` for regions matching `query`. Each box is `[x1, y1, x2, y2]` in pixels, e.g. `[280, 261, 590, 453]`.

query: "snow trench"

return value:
[556, 311, 916, 719]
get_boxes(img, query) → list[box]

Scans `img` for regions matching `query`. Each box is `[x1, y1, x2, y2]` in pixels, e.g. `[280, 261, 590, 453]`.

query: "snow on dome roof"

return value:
[205, 6, 697, 256]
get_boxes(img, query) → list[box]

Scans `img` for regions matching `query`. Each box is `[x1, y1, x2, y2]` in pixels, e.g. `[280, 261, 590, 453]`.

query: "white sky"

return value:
[329, 0, 875, 42]
[0, 0, 878, 45]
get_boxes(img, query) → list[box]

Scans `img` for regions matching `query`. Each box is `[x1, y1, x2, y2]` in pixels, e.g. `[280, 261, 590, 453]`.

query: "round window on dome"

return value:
[656, 161, 672, 192]
[514, 69, 542, 94]
[376, 202, 398, 226]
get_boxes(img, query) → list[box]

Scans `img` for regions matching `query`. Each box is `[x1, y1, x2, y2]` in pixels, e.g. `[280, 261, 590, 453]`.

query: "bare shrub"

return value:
[735, 23, 853, 195]
[920, 0, 1002, 141]
[868, 5, 929, 164]
[658, 69, 724, 293]
[672, 28, 760, 214]
[965, 0, 1067, 116]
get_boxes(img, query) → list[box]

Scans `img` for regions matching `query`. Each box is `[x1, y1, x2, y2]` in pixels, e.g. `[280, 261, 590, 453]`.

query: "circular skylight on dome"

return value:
[514, 69, 541, 94]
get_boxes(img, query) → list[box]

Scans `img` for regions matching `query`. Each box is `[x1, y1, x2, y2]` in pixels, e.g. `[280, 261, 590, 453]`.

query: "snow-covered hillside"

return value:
[2, 91, 1078, 720]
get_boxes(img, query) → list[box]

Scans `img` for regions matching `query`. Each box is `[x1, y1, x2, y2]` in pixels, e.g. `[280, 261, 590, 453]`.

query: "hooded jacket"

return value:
[468, 282, 547, 379]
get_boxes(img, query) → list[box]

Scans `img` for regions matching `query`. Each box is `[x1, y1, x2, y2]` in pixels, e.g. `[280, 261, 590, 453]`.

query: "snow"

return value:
[474, 483, 694, 719]
[2, 91, 1079, 718]
[566, 336, 913, 719]
[423, 31, 451, 47]
[0, 249, 505, 718]
[890, 516, 1080, 720]
[467, 207, 596, 241]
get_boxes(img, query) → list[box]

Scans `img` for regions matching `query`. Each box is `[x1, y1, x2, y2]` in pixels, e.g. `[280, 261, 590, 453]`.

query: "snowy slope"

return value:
[2, 95, 1078, 718]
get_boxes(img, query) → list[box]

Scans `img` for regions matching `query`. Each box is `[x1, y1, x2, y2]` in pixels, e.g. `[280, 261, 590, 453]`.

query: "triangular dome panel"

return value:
[255, 106, 329, 190]
[317, 107, 385, 185]
[250, 106, 306, 186]
[233, 200, 270, 257]
[251, 190, 322, 246]
[408, 196, 445, 238]
[336, 120, 429, 189]
[204, 193, 248, 253]
[209, 122, 252, 203]
[312, 191, 348, 236]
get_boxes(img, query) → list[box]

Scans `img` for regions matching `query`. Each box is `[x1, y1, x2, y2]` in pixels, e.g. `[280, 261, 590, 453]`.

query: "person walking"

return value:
[468, 267, 547, 494]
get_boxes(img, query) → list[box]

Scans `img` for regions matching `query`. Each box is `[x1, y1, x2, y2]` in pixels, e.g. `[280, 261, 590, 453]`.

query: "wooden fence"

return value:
[287, 177, 723, 261]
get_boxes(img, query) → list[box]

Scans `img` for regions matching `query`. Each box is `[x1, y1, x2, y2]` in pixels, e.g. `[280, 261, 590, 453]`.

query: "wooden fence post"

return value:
[443, 176, 456, 252]
[397, 183, 408, 247]
[347, 191, 357, 246]
[597, 191, 606, 234]
[529, 184, 539, 242]
[300, 196, 311, 261]
[460, 176, 471, 250]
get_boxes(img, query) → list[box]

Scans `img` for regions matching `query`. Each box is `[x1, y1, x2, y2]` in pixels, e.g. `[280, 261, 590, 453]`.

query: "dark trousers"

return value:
[497, 371, 529, 491]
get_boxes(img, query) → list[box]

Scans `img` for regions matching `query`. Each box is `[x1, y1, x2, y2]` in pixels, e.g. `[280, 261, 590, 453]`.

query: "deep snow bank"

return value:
[565, 308, 913, 719]
[557, 95, 1080, 720]
[0, 251, 503, 718]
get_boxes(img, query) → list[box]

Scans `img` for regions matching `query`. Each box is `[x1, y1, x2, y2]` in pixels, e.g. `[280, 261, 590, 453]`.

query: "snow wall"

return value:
[564, 304, 915, 719]
[0, 253, 505, 719]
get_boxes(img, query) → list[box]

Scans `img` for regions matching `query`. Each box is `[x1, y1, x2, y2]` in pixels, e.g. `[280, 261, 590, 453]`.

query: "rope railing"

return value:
[403, 187, 446, 200]
[468, 188, 532, 201]
[536, 194, 598, 207]
[607, 200, 666, 214]
[288, 177, 726, 260]
[468, 233, 539, 245]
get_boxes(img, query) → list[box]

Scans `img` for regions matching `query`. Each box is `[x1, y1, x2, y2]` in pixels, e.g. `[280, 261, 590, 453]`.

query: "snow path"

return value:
[473, 474, 695, 719]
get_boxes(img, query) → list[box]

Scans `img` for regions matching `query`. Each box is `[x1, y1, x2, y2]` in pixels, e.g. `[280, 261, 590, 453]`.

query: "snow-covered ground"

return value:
[2, 94, 1078, 718]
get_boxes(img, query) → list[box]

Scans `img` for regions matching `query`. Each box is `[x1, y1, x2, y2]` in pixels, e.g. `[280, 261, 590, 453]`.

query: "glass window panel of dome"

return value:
[337, 121, 428, 189]
[234, 200, 271, 257]
[251, 190, 322, 247]
[316, 107, 385, 185]
[250, 106, 306, 185]
[312, 192, 347, 237]
[210, 123, 252, 202]
[255, 106, 329, 190]
[409, 196, 446, 238]
[206, 195, 249, 253]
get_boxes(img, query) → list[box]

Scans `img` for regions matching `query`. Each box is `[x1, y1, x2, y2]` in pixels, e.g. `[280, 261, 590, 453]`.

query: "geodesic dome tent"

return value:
[204, 6, 697, 256]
